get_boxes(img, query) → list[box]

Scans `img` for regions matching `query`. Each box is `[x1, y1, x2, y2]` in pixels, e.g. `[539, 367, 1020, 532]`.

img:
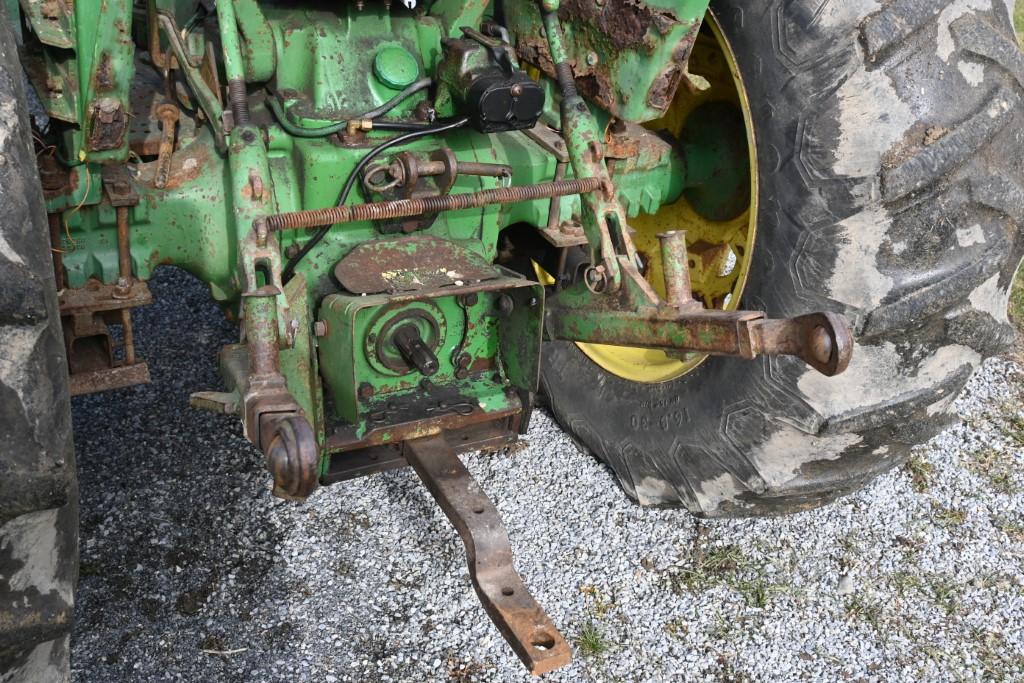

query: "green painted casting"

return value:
[505, 0, 712, 123]
[10, 0, 740, 468]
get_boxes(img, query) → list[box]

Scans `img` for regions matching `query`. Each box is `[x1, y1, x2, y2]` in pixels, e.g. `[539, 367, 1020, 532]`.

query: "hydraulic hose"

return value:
[266, 78, 435, 138]
[281, 116, 471, 282]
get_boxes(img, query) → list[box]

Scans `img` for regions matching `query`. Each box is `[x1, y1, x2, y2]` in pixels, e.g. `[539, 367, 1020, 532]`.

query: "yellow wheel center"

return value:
[578, 13, 758, 384]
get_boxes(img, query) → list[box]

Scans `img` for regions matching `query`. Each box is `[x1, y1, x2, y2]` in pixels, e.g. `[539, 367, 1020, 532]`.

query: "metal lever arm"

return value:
[405, 435, 572, 675]
[545, 258, 854, 376]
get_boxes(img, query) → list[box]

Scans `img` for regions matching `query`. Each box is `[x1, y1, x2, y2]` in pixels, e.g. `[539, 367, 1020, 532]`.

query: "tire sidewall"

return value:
[542, 0, 1024, 515]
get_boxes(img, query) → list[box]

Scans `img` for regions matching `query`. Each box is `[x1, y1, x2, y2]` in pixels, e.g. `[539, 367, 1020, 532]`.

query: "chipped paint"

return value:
[986, 97, 1013, 118]
[0, 637, 66, 683]
[955, 223, 986, 246]
[827, 206, 896, 310]
[750, 430, 863, 489]
[957, 58, 986, 86]
[692, 472, 744, 511]
[634, 475, 678, 506]
[937, 0, 992, 62]
[817, 0, 882, 28]
[925, 391, 957, 416]
[833, 60, 915, 179]
[797, 342, 981, 418]
[0, 233, 26, 265]
[0, 100, 16, 151]
[0, 325, 47, 395]
[1, 509, 73, 604]
[968, 271, 1010, 322]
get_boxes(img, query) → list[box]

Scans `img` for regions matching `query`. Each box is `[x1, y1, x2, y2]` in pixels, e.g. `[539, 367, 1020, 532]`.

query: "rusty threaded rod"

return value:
[264, 177, 603, 232]
[116, 206, 132, 280]
[154, 103, 180, 189]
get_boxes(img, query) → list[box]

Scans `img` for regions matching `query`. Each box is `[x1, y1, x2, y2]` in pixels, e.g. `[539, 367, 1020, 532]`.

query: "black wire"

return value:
[281, 116, 470, 282]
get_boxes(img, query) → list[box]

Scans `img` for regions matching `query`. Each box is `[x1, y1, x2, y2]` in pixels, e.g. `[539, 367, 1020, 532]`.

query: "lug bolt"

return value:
[358, 382, 375, 400]
[313, 320, 328, 337]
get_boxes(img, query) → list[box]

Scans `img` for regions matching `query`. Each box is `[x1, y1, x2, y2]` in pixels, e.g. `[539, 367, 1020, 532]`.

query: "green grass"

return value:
[667, 543, 791, 608]
[927, 575, 960, 615]
[967, 448, 1019, 495]
[576, 621, 611, 658]
[998, 408, 1024, 447]
[845, 594, 885, 631]
[668, 544, 746, 593]
[904, 454, 935, 493]
[932, 504, 967, 527]
[1016, 3, 1024, 45]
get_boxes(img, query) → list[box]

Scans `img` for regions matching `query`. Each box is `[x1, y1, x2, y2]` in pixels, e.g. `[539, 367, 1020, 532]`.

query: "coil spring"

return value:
[228, 79, 250, 126]
[264, 177, 601, 232]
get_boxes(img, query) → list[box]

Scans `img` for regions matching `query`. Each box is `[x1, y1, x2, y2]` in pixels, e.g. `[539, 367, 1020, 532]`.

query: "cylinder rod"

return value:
[216, 0, 250, 124]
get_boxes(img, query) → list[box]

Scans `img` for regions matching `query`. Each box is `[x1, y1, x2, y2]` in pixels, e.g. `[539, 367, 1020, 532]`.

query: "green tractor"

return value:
[1, 0, 1021, 677]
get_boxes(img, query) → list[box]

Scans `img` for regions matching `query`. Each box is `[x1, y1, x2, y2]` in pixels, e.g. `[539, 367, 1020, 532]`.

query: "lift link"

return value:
[539, 0, 636, 292]
[404, 435, 573, 676]
[545, 249, 854, 377]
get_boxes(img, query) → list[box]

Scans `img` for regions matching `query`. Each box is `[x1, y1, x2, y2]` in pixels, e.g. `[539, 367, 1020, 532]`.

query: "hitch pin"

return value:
[656, 230, 699, 310]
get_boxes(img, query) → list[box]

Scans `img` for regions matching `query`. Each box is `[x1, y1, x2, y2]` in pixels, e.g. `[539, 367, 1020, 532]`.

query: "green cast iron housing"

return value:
[13, 0, 721, 466]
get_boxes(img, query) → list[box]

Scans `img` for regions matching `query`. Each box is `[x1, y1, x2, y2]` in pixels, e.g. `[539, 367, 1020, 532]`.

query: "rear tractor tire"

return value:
[0, 12, 77, 682]
[542, 0, 1024, 516]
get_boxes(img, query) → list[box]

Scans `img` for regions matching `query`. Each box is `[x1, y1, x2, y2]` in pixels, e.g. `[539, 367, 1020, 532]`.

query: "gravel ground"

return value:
[70, 268, 1024, 682]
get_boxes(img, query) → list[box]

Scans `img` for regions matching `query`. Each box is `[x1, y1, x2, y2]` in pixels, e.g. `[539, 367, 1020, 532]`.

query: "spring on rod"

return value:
[263, 177, 603, 232]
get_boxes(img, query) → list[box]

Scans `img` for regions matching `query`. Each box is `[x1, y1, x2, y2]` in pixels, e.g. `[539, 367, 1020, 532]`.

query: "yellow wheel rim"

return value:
[578, 13, 758, 383]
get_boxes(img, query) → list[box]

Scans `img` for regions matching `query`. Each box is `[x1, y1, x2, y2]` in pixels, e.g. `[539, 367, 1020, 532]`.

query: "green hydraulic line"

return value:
[265, 78, 434, 137]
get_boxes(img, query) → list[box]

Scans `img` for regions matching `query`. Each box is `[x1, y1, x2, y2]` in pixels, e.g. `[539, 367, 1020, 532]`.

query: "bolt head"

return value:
[155, 103, 180, 123]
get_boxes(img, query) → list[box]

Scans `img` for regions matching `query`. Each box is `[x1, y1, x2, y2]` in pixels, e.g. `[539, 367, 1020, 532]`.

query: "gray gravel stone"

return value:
[70, 268, 1024, 682]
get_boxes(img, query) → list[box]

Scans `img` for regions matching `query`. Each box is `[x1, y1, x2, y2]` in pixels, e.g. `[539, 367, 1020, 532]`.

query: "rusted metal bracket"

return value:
[546, 243, 854, 376]
[405, 435, 572, 676]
